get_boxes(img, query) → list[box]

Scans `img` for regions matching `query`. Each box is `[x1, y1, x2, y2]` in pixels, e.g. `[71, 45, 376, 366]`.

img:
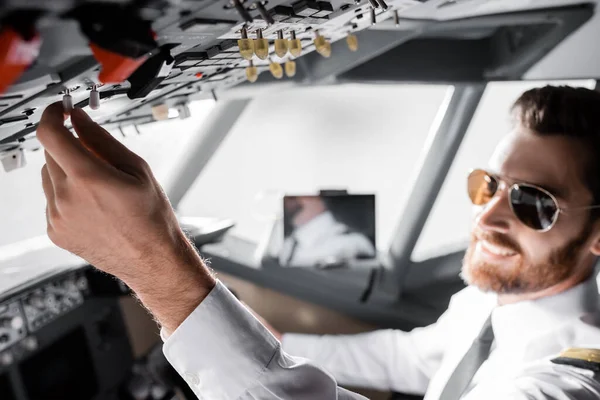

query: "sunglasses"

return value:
[467, 169, 600, 232]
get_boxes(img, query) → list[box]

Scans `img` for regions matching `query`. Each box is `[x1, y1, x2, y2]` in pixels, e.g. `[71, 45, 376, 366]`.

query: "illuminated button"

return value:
[11, 316, 23, 330]
[288, 31, 302, 57]
[254, 29, 269, 60]
[237, 26, 254, 60]
[245, 61, 258, 83]
[346, 34, 358, 52]
[313, 32, 331, 58]
[274, 30, 288, 58]
[269, 61, 283, 79]
[284, 60, 296, 78]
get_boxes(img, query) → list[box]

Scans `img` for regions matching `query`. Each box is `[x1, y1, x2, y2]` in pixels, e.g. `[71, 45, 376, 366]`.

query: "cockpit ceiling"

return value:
[0, 0, 595, 148]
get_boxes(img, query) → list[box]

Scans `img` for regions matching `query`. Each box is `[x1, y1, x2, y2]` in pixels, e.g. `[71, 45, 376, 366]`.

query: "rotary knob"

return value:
[0, 315, 23, 330]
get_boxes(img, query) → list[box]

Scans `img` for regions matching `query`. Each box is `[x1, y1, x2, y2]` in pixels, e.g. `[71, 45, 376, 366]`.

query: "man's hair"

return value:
[511, 85, 600, 217]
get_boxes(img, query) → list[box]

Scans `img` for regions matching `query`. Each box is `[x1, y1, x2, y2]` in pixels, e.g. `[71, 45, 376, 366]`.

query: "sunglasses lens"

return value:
[468, 169, 498, 205]
[510, 185, 558, 231]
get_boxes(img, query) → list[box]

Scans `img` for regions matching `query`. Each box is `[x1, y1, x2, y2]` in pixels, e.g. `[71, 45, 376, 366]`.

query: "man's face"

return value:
[284, 197, 302, 217]
[462, 126, 600, 294]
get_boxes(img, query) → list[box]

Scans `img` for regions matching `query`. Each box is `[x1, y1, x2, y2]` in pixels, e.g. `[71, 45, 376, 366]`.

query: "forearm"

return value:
[120, 230, 216, 334]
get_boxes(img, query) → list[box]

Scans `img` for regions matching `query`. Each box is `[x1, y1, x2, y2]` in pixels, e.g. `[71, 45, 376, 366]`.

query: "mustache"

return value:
[472, 229, 522, 254]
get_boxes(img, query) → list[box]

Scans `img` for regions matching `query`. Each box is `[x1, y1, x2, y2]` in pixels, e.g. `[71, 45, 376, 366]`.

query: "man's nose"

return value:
[475, 188, 513, 234]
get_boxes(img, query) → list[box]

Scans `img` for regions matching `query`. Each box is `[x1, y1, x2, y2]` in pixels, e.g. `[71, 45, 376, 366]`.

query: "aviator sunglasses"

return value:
[467, 169, 600, 232]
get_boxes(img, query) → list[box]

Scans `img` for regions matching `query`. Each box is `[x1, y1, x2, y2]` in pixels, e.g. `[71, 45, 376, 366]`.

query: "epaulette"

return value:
[551, 348, 600, 372]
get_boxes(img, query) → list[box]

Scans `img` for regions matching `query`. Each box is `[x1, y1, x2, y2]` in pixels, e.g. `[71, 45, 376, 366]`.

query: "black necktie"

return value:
[284, 236, 298, 266]
[438, 315, 495, 400]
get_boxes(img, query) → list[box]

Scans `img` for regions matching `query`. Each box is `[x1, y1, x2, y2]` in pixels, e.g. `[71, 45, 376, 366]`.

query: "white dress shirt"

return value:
[278, 211, 376, 267]
[282, 274, 600, 399]
[162, 276, 600, 399]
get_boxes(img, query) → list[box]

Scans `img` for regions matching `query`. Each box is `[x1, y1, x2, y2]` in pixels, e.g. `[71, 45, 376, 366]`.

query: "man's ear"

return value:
[590, 225, 600, 256]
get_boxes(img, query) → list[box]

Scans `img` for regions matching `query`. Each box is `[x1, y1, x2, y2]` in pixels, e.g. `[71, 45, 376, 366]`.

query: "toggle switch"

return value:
[346, 33, 358, 52]
[274, 30, 288, 58]
[246, 60, 258, 82]
[89, 85, 100, 110]
[269, 60, 283, 79]
[284, 60, 296, 78]
[288, 31, 302, 57]
[254, 28, 269, 60]
[62, 89, 73, 114]
[313, 31, 331, 58]
[238, 26, 254, 60]
[370, 7, 376, 25]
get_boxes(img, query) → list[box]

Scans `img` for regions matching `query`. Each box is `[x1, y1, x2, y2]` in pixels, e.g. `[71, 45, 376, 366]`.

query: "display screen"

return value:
[281, 194, 376, 267]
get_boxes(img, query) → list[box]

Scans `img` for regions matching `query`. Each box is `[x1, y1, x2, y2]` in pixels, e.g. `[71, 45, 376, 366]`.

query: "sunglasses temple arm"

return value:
[560, 204, 600, 214]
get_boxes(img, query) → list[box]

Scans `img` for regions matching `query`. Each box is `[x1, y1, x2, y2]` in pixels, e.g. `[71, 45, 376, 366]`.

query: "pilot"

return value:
[35, 85, 600, 399]
[279, 195, 376, 267]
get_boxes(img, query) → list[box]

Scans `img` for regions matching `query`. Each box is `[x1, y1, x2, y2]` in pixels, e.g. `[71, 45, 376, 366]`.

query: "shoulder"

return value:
[525, 311, 600, 360]
[465, 350, 600, 399]
[551, 348, 600, 372]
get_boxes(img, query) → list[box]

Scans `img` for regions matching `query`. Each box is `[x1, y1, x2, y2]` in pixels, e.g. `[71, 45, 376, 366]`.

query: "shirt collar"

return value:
[292, 211, 337, 246]
[490, 273, 599, 348]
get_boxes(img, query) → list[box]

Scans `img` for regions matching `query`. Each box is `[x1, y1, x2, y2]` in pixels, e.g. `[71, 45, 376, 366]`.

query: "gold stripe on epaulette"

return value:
[558, 348, 600, 363]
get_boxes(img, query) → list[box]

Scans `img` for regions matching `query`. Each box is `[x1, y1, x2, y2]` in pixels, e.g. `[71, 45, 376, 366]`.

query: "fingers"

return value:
[44, 151, 66, 182]
[70, 108, 143, 172]
[41, 164, 57, 216]
[37, 102, 100, 176]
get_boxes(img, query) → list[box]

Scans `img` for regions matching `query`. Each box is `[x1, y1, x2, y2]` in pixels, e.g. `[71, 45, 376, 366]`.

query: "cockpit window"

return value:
[178, 84, 450, 252]
[0, 100, 215, 250]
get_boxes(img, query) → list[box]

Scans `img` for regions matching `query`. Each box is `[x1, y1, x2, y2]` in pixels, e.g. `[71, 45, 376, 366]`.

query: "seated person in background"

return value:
[279, 195, 376, 267]
[256, 86, 600, 399]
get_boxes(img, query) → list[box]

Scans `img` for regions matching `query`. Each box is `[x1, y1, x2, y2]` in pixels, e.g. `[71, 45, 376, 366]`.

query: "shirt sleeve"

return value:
[162, 281, 367, 400]
[463, 361, 600, 399]
[281, 300, 459, 394]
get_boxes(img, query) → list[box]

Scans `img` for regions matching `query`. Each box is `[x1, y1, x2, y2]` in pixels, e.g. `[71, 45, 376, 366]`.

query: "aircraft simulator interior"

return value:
[0, 0, 599, 399]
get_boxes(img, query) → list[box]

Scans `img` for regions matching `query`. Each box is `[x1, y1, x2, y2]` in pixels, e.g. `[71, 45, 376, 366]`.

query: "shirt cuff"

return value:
[162, 280, 280, 399]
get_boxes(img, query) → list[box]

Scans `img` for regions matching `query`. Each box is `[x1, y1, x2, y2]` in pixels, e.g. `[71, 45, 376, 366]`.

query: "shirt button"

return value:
[183, 371, 200, 386]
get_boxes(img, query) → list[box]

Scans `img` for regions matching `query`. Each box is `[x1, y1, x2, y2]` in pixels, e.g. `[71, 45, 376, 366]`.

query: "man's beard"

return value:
[462, 222, 593, 294]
